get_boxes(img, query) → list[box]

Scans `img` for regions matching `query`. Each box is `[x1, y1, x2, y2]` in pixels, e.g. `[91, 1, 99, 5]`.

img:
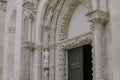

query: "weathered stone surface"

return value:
[1, 0, 120, 80]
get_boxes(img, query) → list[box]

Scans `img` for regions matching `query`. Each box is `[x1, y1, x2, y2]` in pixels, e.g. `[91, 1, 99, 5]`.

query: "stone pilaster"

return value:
[87, 10, 109, 80]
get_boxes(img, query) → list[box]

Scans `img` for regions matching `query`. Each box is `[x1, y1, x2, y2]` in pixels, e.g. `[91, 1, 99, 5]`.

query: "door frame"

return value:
[56, 32, 93, 80]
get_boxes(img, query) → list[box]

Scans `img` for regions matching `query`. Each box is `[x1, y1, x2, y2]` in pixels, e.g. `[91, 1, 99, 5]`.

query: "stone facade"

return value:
[1, 0, 120, 80]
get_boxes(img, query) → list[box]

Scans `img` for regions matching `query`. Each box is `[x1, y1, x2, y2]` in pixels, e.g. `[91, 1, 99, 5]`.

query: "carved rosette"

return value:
[87, 10, 109, 80]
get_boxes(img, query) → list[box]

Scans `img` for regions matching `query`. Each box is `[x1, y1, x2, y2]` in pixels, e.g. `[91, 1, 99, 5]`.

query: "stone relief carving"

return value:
[59, 32, 92, 49]
[55, 32, 92, 80]
[55, 1, 93, 80]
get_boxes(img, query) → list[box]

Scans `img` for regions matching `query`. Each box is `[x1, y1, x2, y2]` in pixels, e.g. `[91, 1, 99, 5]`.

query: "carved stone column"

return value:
[87, 11, 109, 80]
[55, 45, 66, 80]
[22, 42, 35, 80]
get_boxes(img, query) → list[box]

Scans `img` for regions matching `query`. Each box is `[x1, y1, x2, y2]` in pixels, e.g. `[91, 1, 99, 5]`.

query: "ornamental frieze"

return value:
[58, 32, 92, 49]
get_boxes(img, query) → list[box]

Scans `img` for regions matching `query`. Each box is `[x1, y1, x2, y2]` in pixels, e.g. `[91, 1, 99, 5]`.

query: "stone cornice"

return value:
[58, 32, 92, 49]
[86, 10, 109, 25]
[22, 41, 35, 50]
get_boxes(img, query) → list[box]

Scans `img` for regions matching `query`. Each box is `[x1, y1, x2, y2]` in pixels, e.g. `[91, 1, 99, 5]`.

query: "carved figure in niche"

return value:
[44, 28, 49, 48]
[44, 69, 49, 80]
[45, 7, 53, 27]
[43, 48, 49, 68]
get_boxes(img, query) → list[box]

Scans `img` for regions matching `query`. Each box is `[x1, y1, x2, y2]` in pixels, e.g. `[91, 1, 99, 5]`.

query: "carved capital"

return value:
[87, 10, 109, 25]
[22, 41, 35, 50]
[34, 44, 43, 50]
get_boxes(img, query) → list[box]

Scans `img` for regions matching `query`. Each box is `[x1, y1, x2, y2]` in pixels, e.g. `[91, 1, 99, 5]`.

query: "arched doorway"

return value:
[55, 1, 93, 80]
[68, 44, 92, 80]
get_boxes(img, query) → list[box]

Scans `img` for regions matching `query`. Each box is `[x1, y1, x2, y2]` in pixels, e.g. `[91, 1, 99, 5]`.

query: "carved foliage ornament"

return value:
[59, 32, 92, 49]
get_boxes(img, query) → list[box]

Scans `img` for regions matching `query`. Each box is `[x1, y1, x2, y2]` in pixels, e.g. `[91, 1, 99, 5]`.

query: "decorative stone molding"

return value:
[22, 1, 36, 20]
[53, 1, 93, 80]
[22, 1, 34, 9]
[55, 32, 92, 80]
[55, 45, 66, 80]
[22, 42, 35, 50]
[59, 32, 92, 49]
[56, 0, 93, 41]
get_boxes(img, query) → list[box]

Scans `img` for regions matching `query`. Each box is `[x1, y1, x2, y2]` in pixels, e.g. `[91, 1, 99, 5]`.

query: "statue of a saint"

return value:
[44, 69, 49, 80]
[43, 48, 49, 68]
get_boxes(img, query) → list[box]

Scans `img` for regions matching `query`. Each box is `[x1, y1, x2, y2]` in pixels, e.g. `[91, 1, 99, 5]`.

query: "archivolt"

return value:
[55, 0, 92, 42]
[40, 0, 92, 43]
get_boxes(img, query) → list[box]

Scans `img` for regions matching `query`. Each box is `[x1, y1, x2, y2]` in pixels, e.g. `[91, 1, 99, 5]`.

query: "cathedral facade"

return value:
[0, 0, 120, 80]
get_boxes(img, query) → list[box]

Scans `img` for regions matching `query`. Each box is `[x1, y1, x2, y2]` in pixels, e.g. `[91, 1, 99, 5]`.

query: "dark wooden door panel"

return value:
[68, 44, 92, 80]
[68, 47, 82, 80]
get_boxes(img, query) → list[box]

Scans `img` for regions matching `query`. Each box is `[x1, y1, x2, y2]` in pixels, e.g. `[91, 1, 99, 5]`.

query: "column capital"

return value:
[86, 10, 109, 25]
[22, 41, 35, 50]
[34, 44, 43, 50]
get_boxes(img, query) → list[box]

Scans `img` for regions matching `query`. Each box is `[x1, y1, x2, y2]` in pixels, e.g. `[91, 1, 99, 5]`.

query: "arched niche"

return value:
[7, 9, 16, 80]
[68, 4, 90, 38]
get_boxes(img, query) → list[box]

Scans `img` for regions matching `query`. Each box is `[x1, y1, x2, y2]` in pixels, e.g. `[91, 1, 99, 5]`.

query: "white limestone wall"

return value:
[3, 0, 19, 80]
[0, 10, 6, 80]
[68, 4, 90, 38]
[110, 0, 120, 80]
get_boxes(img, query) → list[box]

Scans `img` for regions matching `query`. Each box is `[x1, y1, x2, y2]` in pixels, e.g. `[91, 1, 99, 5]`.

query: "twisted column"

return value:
[87, 11, 109, 80]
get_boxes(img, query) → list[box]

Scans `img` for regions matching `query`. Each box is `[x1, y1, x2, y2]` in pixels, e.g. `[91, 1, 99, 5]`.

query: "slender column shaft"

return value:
[93, 22, 104, 80]
[91, 0, 99, 10]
